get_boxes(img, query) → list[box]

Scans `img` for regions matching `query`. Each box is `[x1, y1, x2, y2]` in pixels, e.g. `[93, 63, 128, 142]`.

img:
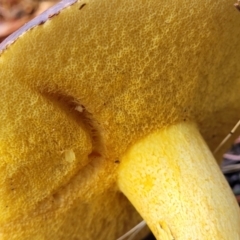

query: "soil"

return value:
[0, 0, 59, 42]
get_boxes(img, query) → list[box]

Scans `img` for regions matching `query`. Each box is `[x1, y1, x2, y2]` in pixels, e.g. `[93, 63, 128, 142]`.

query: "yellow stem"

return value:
[118, 122, 240, 239]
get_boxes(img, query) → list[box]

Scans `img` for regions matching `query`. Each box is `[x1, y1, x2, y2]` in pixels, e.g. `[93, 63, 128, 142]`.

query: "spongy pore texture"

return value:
[0, 0, 240, 239]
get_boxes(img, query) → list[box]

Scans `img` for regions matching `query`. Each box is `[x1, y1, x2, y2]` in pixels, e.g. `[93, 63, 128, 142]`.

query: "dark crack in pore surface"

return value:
[41, 91, 105, 159]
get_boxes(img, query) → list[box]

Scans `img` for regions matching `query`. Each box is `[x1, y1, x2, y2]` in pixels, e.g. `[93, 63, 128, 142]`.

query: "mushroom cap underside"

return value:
[0, 0, 240, 237]
[1, 0, 240, 159]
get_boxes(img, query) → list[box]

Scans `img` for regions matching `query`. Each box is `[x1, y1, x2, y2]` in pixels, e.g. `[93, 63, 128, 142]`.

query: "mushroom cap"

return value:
[0, 0, 240, 238]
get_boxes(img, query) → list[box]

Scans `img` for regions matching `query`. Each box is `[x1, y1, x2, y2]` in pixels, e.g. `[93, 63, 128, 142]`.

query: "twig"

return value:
[116, 221, 146, 240]
[214, 120, 240, 154]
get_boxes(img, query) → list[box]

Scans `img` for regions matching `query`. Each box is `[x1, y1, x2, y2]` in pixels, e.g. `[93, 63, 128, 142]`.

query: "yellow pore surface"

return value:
[1, 0, 240, 157]
[0, 0, 240, 238]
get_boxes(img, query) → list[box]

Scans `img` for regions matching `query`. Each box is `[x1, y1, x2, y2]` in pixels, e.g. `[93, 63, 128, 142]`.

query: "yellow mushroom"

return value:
[0, 0, 240, 239]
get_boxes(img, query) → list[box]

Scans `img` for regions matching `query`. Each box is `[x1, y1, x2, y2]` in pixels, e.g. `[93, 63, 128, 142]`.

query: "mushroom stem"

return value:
[118, 122, 240, 239]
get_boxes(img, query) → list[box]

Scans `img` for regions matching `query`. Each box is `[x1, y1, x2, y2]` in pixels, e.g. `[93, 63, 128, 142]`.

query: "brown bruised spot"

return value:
[79, 3, 86, 10]
[0, 0, 78, 53]
[48, 12, 60, 19]
[38, 20, 45, 25]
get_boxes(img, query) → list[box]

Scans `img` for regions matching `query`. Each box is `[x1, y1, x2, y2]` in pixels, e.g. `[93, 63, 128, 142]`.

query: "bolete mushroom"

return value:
[0, 0, 240, 239]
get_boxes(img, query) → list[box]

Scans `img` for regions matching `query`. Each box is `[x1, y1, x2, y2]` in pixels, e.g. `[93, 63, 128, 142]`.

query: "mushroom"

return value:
[0, 0, 240, 239]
